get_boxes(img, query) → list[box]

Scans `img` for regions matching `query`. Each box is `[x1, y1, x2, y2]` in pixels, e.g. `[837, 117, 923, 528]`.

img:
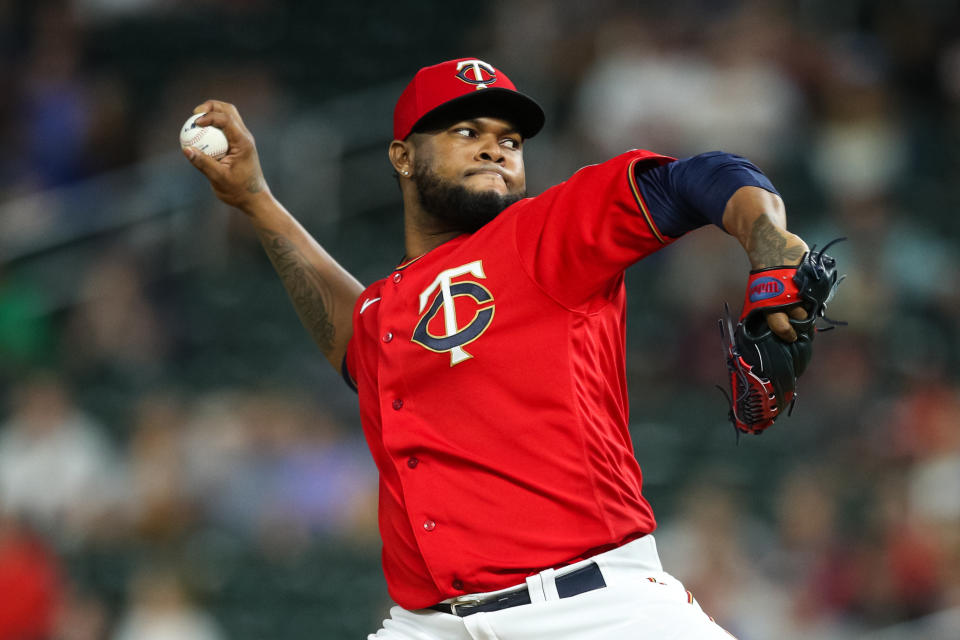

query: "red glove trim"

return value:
[727, 350, 795, 434]
[740, 267, 800, 321]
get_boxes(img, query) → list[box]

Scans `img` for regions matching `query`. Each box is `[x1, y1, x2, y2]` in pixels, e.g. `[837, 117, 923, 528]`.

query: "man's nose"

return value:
[476, 135, 505, 163]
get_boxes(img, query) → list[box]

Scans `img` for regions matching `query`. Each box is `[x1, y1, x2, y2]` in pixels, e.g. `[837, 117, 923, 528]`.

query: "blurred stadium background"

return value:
[0, 0, 958, 638]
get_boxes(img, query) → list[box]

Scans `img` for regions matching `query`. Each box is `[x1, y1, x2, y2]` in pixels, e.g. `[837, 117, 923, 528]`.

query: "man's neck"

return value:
[403, 204, 463, 262]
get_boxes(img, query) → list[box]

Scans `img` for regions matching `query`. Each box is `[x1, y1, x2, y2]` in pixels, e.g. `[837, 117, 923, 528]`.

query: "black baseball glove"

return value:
[719, 239, 845, 435]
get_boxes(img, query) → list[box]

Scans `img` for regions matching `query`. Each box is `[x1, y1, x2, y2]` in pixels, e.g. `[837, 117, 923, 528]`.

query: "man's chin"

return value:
[463, 177, 510, 197]
[414, 165, 526, 234]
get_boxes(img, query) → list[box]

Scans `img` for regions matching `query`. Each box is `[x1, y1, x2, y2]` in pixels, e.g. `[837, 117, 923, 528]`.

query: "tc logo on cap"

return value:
[393, 57, 544, 140]
[455, 59, 497, 89]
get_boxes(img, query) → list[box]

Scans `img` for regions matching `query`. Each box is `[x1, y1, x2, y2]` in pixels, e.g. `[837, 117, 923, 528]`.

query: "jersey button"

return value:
[452, 579, 464, 591]
[382, 332, 393, 343]
[407, 457, 419, 468]
[393, 272, 402, 283]
[423, 520, 436, 532]
[392, 398, 404, 410]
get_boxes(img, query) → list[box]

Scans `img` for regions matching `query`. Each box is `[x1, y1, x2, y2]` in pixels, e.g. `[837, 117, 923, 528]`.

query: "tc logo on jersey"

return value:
[748, 276, 785, 302]
[455, 59, 497, 90]
[412, 261, 495, 366]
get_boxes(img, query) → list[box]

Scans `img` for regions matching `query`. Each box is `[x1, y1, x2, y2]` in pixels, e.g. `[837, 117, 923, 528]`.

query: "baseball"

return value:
[179, 113, 228, 160]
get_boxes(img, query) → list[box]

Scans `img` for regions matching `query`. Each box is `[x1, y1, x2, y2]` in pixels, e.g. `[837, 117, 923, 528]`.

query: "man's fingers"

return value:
[193, 99, 241, 119]
[193, 100, 214, 115]
[194, 111, 249, 150]
[764, 304, 808, 342]
[220, 101, 241, 119]
[182, 146, 223, 180]
[193, 99, 226, 115]
[765, 310, 797, 342]
[195, 111, 231, 130]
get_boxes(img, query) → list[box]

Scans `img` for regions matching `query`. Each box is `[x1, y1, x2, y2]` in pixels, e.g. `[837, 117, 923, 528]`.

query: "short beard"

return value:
[413, 159, 525, 234]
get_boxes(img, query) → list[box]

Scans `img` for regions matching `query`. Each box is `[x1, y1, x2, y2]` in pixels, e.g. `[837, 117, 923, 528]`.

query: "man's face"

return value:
[410, 117, 527, 233]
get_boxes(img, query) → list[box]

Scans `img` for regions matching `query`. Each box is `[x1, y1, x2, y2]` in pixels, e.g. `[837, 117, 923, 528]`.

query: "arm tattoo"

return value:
[748, 216, 805, 268]
[262, 232, 336, 353]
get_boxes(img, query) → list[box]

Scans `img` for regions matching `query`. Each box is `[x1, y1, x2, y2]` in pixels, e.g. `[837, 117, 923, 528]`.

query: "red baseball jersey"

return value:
[344, 149, 676, 609]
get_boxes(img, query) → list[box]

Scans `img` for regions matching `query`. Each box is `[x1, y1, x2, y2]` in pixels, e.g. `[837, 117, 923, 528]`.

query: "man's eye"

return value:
[501, 138, 521, 149]
[454, 128, 475, 137]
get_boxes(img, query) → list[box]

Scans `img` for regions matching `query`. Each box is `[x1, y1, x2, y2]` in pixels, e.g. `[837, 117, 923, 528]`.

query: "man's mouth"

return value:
[466, 167, 505, 179]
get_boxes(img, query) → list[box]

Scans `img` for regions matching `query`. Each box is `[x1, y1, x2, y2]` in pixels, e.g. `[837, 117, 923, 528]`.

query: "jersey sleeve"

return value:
[512, 149, 676, 311]
[636, 151, 781, 238]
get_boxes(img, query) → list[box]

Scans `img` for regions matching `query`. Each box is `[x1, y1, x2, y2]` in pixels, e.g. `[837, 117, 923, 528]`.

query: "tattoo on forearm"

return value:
[263, 232, 336, 353]
[748, 216, 805, 268]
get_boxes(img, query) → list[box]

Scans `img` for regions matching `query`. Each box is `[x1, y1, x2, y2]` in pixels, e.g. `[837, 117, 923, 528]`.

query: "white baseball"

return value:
[179, 113, 228, 160]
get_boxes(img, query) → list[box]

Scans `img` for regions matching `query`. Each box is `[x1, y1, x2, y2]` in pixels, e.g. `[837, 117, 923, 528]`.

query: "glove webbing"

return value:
[718, 303, 796, 436]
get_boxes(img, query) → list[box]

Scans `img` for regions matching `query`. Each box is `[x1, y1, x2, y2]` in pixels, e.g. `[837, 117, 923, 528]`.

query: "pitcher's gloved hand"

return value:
[719, 239, 845, 435]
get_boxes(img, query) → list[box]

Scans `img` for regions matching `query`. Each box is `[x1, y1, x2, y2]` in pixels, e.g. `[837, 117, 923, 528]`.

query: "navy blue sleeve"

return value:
[635, 151, 780, 238]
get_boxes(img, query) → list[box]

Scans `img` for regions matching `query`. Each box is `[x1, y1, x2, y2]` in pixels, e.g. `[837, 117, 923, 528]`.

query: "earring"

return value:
[402, 170, 410, 176]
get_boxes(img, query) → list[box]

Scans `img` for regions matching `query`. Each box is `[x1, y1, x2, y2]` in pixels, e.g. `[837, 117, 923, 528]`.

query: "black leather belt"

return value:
[429, 562, 606, 617]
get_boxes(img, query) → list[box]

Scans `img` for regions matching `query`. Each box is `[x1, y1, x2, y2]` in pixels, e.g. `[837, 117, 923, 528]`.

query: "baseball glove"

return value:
[719, 239, 845, 435]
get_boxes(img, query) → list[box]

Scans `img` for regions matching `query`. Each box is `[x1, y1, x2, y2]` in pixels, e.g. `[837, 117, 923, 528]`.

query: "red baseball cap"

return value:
[393, 58, 545, 141]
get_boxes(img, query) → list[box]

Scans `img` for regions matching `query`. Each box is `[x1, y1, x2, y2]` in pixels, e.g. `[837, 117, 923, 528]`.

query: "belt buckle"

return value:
[449, 595, 484, 616]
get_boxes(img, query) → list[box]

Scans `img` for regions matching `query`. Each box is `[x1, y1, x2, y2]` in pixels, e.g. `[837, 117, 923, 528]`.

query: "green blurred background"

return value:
[0, 1, 958, 639]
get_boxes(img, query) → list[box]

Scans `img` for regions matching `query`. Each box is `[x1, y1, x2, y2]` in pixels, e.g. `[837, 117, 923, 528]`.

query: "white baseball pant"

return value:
[368, 535, 736, 639]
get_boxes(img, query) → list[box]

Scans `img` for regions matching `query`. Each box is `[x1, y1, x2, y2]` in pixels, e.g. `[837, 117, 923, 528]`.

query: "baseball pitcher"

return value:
[183, 58, 841, 639]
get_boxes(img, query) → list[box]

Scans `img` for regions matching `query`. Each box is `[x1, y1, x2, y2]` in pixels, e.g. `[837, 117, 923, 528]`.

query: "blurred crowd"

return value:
[0, 372, 378, 640]
[1, 1, 959, 639]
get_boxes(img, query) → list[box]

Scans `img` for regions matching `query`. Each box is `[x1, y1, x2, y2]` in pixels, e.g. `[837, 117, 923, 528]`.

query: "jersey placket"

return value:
[375, 264, 453, 596]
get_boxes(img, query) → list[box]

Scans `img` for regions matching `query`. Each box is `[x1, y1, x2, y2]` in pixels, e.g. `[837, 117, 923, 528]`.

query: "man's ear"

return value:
[389, 139, 414, 177]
